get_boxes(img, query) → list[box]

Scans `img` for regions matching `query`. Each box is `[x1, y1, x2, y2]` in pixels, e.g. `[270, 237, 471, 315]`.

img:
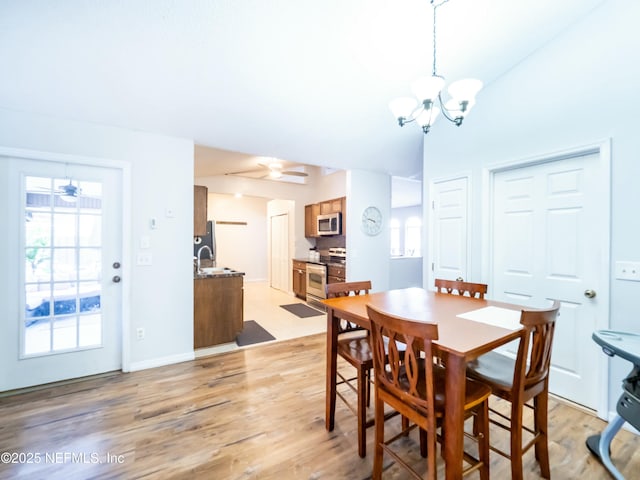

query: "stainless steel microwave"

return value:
[317, 212, 341, 236]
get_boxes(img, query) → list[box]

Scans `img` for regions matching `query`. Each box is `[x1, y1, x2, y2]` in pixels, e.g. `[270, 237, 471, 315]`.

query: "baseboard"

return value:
[128, 351, 195, 372]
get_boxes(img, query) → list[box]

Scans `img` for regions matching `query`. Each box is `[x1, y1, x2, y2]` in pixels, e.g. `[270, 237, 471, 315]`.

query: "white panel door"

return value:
[430, 176, 469, 284]
[270, 213, 288, 292]
[5, 157, 122, 390]
[492, 152, 604, 409]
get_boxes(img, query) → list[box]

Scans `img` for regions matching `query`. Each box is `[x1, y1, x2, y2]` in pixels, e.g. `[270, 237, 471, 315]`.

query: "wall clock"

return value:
[361, 206, 383, 236]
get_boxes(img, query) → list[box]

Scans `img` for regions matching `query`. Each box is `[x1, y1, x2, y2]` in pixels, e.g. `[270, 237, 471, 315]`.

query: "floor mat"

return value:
[280, 303, 324, 318]
[235, 320, 276, 346]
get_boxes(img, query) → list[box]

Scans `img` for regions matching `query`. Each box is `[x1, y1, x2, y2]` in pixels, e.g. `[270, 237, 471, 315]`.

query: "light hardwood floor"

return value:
[2, 332, 640, 479]
[194, 281, 326, 357]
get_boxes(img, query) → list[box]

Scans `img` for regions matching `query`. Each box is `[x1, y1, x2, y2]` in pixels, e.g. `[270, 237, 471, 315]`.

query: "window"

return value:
[390, 215, 422, 257]
[404, 216, 422, 257]
[24, 175, 103, 356]
[390, 218, 401, 256]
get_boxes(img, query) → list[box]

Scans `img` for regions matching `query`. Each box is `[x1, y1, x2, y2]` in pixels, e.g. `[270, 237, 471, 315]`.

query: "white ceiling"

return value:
[0, 0, 607, 179]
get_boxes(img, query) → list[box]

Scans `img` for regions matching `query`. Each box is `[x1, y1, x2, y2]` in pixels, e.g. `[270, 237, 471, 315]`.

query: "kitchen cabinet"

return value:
[305, 203, 320, 237]
[292, 260, 307, 299]
[194, 275, 243, 348]
[194, 185, 208, 237]
[305, 196, 346, 238]
[320, 198, 342, 215]
[327, 264, 346, 284]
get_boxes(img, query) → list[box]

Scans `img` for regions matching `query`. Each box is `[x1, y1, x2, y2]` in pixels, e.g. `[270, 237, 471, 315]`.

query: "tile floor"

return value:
[195, 281, 326, 358]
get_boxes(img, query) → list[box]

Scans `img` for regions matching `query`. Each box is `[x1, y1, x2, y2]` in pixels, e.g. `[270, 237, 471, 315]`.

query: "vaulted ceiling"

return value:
[0, 0, 607, 178]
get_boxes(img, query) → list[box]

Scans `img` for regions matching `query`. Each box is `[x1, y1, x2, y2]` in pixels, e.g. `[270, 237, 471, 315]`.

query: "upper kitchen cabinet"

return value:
[305, 196, 346, 238]
[194, 185, 208, 236]
[305, 203, 320, 238]
[320, 198, 342, 214]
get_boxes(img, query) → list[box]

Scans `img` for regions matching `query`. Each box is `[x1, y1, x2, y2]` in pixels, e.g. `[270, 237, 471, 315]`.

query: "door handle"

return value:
[584, 289, 596, 298]
[112, 275, 121, 283]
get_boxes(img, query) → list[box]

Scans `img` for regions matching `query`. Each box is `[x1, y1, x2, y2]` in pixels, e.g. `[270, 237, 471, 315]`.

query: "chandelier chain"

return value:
[431, 0, 450, 77]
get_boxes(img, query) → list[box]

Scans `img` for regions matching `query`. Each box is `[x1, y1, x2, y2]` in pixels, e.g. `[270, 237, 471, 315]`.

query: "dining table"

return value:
[322, 287, 526, 480]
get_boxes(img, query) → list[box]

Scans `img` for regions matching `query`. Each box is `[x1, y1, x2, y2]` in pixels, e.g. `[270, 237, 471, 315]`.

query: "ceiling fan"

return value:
[226, 160, 308, 179]
[57, 180, 81, 202]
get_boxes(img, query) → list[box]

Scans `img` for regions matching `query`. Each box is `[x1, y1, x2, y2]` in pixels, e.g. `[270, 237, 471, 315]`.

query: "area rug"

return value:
[235, 320, 276, 346]
[280, 303, 324, 318]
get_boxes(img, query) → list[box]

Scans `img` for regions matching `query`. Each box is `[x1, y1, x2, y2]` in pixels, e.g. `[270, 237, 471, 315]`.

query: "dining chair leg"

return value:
[534, 393, 551, 478]
[357, 365, 367, 458]
[510, 401, 525, 480]
[366, 370, 371, 407]
[477, 401, 490, 480]
[419, 427, 428, 457]
[372, 394, 385, 480]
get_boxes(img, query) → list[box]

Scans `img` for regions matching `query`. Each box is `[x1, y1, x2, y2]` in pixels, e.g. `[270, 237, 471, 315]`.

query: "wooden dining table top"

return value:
[322, 287, 525, 358]
[322, 287, 530, 479]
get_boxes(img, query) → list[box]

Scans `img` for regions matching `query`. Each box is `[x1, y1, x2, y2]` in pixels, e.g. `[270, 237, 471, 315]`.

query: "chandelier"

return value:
[389, 0, 482, 134]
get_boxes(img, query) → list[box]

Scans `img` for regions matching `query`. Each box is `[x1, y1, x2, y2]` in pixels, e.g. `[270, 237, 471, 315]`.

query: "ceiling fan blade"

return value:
[282, 170, 308, 177]
[226, 168, 265, 175]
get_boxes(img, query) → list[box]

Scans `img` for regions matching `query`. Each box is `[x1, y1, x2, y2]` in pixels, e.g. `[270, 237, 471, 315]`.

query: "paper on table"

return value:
[456, 306, 521, 330]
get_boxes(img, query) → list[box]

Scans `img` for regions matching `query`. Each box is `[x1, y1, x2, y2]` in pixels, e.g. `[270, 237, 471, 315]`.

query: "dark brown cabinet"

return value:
[304, 204, 320, 238]
[327, 264, 345, 284]
[194, 185, 208, 237]
[292, 260, 307, 299]
[194, 275, 243, 348]
[305, 196, 346, 238]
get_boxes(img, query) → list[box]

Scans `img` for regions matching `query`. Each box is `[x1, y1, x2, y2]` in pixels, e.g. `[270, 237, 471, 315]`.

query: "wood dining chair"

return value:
[466, 300, 561, 480]
[366, 304, 491, 480]
[434, 278, 488, 299]
[326, 280, 376, 458]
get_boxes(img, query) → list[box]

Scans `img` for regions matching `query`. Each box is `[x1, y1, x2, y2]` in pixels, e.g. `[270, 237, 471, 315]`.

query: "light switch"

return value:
[615, 261, 640, 281]
[140, 236, 151, 249]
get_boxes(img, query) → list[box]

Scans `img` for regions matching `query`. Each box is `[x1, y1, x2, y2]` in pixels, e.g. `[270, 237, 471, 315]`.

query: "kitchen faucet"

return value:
[196, 245, 213, 273]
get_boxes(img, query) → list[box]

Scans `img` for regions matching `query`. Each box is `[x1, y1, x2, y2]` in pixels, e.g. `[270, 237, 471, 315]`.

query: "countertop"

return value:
[293, 257, 346, 268]
[194, 267, 245, 279]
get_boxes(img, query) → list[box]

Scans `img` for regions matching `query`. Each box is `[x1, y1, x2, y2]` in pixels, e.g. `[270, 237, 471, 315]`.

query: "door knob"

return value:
[112, 275, 121, 283]
[584, 289, 596, 298]
[113, 261, 121, 269]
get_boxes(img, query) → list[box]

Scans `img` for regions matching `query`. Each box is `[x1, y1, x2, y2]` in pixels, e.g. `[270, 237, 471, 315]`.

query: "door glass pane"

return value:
[23, 175, 103, 357]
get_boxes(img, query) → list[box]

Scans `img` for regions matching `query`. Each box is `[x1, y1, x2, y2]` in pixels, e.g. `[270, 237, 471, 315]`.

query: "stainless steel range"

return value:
[305, 262, 327, 309]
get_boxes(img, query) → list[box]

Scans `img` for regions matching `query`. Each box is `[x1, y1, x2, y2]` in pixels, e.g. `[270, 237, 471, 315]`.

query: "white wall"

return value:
[346, 169, 391, 292]
[422, 0, 640, 411]
[207, 193, 269, 282]
[0, 108, 194, 388]
[198, 170, 347, 263]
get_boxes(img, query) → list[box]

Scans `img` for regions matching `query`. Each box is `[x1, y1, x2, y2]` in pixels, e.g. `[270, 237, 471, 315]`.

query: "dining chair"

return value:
[366, 304, 491, 480]
[434, 278, 488, 299]
[466, 300, 561, 480]
[326, 280, 377, 458]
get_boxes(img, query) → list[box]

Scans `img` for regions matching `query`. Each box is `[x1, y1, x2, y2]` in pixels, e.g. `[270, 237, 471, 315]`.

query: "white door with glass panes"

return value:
[4, 157, 122, 390]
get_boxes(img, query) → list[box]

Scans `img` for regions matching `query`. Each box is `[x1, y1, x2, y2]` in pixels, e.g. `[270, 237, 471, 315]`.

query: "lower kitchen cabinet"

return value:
[194, 275, 244, 348]
[292, 260, 306, 299]
[327, 264, 345, 284]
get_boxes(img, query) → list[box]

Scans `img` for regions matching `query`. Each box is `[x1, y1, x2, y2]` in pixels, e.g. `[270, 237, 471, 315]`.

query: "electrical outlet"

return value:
[615, 261, 640, 281]
[136, 252, 153, 266]
[136, 327, 145, 340]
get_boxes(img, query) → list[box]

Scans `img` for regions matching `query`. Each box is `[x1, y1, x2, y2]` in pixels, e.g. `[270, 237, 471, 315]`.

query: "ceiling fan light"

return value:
[415, 106, 440, 127]
[389, 97, 418, 120]
[447, 78, 483, 102]
[411, 76, 445, 103]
